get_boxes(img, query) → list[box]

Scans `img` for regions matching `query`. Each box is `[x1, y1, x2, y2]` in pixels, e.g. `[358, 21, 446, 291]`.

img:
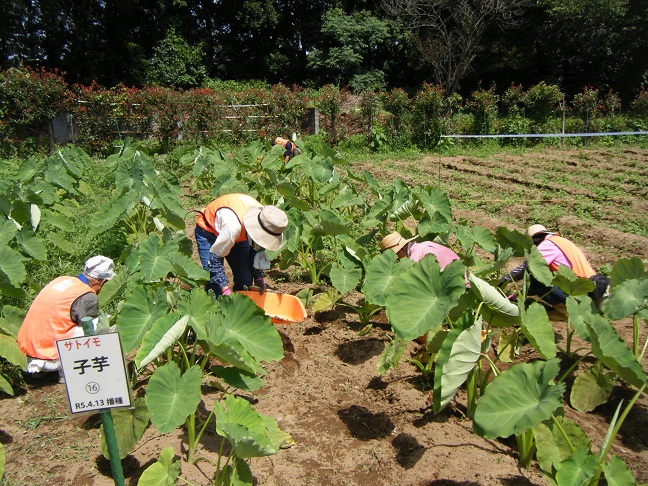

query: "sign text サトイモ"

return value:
[56, 333, 131, 414]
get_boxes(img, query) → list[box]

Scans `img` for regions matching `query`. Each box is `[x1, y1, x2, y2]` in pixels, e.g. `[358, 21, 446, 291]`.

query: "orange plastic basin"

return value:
[237, 290, 307, 324]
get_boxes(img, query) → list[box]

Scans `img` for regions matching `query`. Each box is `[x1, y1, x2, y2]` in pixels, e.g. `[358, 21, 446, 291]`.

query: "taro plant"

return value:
[135, 289, 287, 465]
[179, 144, 242, 195]
[98, 229, 290, 470]
[89, 140, 187, 244]
[140, 394, 293, 485]
[312, 249, 413, 335]
[0, 305, 27, 395]
[533, 382, 647, 486]
[279, 207, 352, 284]
[276, 149, 340, 209]
[601, 256, 648, 360]
[472, 263, 647, 472]
[0, 146, 93, 296]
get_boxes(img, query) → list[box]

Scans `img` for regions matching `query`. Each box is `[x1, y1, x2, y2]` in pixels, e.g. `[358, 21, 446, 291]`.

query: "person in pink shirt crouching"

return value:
[379, 231, 461, 268]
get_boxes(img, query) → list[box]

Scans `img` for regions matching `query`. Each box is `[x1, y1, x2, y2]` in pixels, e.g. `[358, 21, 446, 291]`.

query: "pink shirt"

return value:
[537, 239, 571, 269]
[407, 242, 460, 268]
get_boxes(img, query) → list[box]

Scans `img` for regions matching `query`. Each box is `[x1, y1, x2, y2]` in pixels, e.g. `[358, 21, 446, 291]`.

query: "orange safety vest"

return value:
[17, 276, 96, 360]
[547, 235, 596, 278]
[196, 193, 261, 240]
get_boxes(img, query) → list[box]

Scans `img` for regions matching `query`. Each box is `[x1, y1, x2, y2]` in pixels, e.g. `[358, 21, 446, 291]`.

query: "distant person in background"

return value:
[380, 231, 460, 268]
[17, 256, 115, 381]
[274, 136, 301, 162]
[195, 193, 288, 297]
[506, 224, 609, 308]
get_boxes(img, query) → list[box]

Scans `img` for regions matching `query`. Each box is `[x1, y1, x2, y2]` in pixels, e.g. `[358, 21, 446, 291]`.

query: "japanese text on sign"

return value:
[56, 332, 131, 414]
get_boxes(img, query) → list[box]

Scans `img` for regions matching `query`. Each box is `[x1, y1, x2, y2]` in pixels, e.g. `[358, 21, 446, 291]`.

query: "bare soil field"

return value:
[1, 147, 647, 486]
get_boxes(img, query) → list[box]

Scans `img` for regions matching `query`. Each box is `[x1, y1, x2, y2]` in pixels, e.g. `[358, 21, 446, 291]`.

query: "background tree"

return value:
[307, 8, 391, 90]
[147, 29, 207, 89]
[380, 0, 530, 96]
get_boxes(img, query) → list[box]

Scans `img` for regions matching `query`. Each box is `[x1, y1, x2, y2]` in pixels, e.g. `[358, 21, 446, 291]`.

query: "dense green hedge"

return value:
[2, 67, 648, 156]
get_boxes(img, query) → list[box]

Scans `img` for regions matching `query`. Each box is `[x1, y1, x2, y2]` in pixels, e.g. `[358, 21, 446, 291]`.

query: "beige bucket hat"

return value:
[379, 231, 417, 253]
[526, 224, 555, 238]
[244, 206, 288, 251]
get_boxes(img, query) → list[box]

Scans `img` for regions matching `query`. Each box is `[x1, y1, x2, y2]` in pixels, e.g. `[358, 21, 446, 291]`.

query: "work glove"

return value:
[221, 286, 231, 296]
[253, 278, 266, 294]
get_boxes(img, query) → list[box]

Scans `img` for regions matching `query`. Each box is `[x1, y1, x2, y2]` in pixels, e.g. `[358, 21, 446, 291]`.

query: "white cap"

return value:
[84, 255, 116, 280]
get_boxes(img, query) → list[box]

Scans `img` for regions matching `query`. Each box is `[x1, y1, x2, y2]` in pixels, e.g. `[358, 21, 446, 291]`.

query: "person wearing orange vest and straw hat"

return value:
[17, 255, 115, 382]
[507, 224, 609, 308]
[195, 193, 289, 297]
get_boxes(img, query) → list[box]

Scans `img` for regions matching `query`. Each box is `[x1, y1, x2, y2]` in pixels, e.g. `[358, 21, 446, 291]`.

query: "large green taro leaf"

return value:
[136, 314, 189, 369]
[15, 227, 46, 260]
[570, 363, 615, 413]
[211, 293, 284, 364]
[101, 397, 149, 460]
[211, 366, 265, 391]
[221, 458, 253, 486]
[586, 313, 647, 388]
[115, 286, 168, 353]
[417, 187, 452, 223]
[136, 234, 177, 282]
[90, 193, 139, 232]
[311, 209, 350, 237]
[610, 256, 646, 287]
[98, 267, 129, 307]
[564, 295, 596, 342]
[0, 246, 26, 288]
[146, 363, 202, 434]
[433, 313, 482, 413]
[331, 185, 365, 210]
[168, 251, 209, 282]
[0, 305, 24, 339]
[177, 288, 216, 341]
[0, 334, 27, 370]
[0, 219, 17, 246]
[213, 394, 292, 458]
[0, 375, 14, 396]
[494, 227, 531, 257]
[527, 246, 554, 286]
[329, 264, 361, 294]
[520, 302, 557, 360]
[363, 251, 414, 306]
[554, 447, 599, 486]
[473, 359, 565, 439]
[602, 455, 639, 486]
[301, 156, 334, 184]
[45, 162, 78, 195]
[468, 273, 519, 317]
[386, 258, 466, 341]
[602, 278, 648, 320]
[533, 416, 591, 476]
[552, 265, 595, 296]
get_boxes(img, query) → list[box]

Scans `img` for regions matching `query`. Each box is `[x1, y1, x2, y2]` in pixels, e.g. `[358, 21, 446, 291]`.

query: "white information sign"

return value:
[56, 332, 131, 414]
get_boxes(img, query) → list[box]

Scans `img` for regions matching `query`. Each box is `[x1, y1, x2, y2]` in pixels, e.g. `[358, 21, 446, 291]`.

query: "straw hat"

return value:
[526, 224, 554, 238]
[244, 206, 288, 251]
[379, 231, 417, 253]
[84, 255, 116, 280]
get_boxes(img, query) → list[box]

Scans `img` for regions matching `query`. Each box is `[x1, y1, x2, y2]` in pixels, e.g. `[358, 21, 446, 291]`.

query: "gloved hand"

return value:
[221, 286, 231, 296]
[253, 278, 266, 294]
